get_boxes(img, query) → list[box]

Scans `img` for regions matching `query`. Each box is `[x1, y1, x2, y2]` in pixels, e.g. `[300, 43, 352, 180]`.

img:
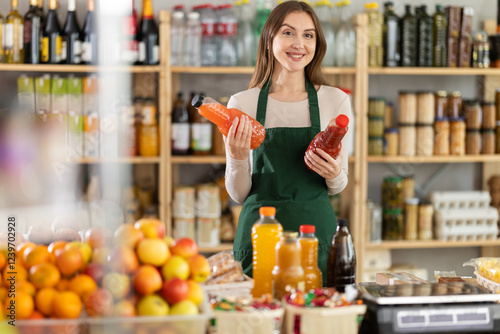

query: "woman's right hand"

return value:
[225, 116, 252, 160]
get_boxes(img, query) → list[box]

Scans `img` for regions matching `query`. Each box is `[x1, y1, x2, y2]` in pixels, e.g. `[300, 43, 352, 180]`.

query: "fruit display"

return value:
[1, 218, 209, 325]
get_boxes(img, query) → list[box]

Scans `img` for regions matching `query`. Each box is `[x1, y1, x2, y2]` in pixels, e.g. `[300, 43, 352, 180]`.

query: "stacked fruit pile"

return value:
[0, 218, 210, 320]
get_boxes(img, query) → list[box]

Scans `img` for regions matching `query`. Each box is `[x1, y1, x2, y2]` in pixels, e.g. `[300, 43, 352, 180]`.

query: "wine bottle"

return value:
[82, 0, 98, 64]
[41, 0, 62, 64]
[123, 0, 138, 64]
[37, 0, 46, 20]
[5, 0, 25, 64]
[62, 0, 82, 64]
[137, 0, 159, 65]
[24, 0, 43, 64]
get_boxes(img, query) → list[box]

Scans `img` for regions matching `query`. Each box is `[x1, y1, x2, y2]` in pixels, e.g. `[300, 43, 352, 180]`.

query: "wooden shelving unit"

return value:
[0, 64, 160, 73]
[75, 157, 161, 164]
[368, 67, 500, 76]
[367, 155, 500, 164]
[366, 240, 500, 250]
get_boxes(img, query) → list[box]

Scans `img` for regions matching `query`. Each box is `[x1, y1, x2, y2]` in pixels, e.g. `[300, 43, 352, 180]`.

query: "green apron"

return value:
[233, 78, 337, 286]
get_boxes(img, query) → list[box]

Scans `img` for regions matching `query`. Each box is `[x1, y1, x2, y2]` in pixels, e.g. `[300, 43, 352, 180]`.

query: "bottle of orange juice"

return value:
[272, 231, 305, 300]
[251, 206, 283, 298]
[298, 225, 322, 291]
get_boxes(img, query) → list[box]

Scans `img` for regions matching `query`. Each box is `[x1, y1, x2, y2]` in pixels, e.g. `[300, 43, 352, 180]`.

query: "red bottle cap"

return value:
[299, 225, 315, 234]
[335, 114, 349, 128]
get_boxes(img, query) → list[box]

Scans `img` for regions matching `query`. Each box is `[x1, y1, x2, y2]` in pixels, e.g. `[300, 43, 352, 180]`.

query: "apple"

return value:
[113, 299, 136, 317]
[83, 263, 106, 286]
[161, 255, 190, 281]
[170, 300, 198, 315]
[66, 242, 92, 265]
[113, 224, 145, 248]
[187, 254, 210, 283]
[85, 227, 112, 249]
[107, 246, 139, 274]
[137, 239, 170, 267]
[134, 218, 166, 239]
[84, 288, 114, 317]
[136, 295, 169, 316]
[161, 278, 188, 305]
[169, 238, 198, 258]
[102, 273, 131, 300]
[186, 280, 204, 306]
[133, 265, 163, 296]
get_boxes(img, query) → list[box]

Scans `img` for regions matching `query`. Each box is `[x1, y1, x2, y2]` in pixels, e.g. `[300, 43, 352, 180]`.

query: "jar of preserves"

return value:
[481, 101, 496, 129]
[402, 177, 415, 200]
[272, 231, 304, 300]
[382, 176, 403, 210]
[384, 102, 394, 128]
[369, 136, 384, 155]
[404, 198, 419, 241]
[435, 90, 448, 118]
[382, 208, 403, 241]
[384, 128, 398, 156]
[450, 117, 466, 155]
[399, 91, 417, 124]
[482, 129, 495, 154]
[418, 203, 434, 240]
[448, 91, 463, 119]
[368, 117, 385, 136]
[434, 117, 450, 155]
[466, 130, 480, 155]
[464, 100, 482, 130]
[399, 125, 416, 156]
[416, 125, 434, 156]
[416, 91, 435, 124]
[368, 97, 386, 117]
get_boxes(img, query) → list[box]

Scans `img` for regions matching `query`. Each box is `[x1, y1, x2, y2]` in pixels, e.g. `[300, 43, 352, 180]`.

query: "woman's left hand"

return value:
[304, 148, 342, 180]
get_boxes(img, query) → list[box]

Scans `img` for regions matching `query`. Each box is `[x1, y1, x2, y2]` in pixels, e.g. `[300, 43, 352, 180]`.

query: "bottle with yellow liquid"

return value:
[272, 231, 305, 300]
[251, 206, 283, 298]
[5, 0, 24, 64]
[298, 225, 322, 291]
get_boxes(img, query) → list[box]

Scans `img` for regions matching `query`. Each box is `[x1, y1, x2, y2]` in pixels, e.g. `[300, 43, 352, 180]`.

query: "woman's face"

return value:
[272, 11, 317, 74]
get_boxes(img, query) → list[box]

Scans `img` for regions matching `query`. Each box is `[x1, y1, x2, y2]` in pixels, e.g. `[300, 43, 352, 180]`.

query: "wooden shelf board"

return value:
[0, 64, 160, 73]
[172, 66, 357, 75]
[367, 155, 500, 163]
[76, 157, 161, 164]
[366, 239, 500, 250]
[368, 67, 500, 76]
[323, 67, 357, 75]
[199, 243, 233, 253]
[171, 156, 227, 164]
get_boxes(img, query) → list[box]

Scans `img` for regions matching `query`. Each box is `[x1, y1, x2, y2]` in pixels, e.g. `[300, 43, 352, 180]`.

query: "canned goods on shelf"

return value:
[173, 186, 196, 218]
[418, 204, 434, 240]
[384, 128, 398, 156]
[402, 177, 415, 201]
[197, 217, 221, 247]
[434, 117, 450, 155]
[196, 184, 221, 218]
[416, 91, 435, 124]
[173, 218, 196, 240]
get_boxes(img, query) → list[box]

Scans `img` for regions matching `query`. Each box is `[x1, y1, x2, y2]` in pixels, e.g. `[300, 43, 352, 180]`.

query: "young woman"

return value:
[225, 1, 351, 282]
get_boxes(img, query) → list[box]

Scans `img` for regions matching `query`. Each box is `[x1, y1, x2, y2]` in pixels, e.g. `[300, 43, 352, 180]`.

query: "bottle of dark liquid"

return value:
[383, 1, 399, 67]
[327, 219, 356, 292]
[36, 0, 45, 20]
[399, 5, 416, 67]
[171, 92, 190, 155]
[416, 5, 433, 67]
[122, 0, 138, 64]
[24, 0, 43, 64]
[62, 0, 82, 64]
[41, 0, 61, 64]
[137, 0, 159, 65]
[190, 92, 213, 155]
[81, 0, 98, 64]
[433, 4, 447, 67]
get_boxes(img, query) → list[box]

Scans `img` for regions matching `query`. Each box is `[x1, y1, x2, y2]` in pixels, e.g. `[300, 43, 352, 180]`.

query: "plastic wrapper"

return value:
[205, 251, 245, 285]
[463, 257, 500, 292]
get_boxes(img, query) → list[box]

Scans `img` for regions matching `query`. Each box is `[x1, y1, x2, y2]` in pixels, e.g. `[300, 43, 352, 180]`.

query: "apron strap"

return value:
[256, 80, 271, 125]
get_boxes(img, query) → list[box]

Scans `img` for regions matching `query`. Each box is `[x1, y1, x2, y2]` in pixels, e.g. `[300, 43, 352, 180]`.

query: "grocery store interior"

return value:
[1, 0, 500, 332]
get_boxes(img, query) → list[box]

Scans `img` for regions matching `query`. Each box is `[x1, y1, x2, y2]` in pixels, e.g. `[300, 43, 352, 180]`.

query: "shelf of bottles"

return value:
[368, 67, 500, 76]
[366, 239, 500, 250]
[367, 155, 500, 164]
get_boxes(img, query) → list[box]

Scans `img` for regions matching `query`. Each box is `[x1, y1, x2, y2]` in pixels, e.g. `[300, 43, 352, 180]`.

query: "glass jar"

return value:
[418, 203, 434, 240]
[450, 117, 466, 155]
[399, 91, 417, 124]
[382, 176, 403, 210]
[465, 130, 480, 155]
[369, 136, 384, 155]
[404, 198, 419, 241]
[434, 117, 450, 155]
[482, 129, 495, 154]
[464, 100, 482, 130]
[481, 101, 496, 129]
[384, 128, 398, 156]
[382, 208, 403, 241]
[435, 90, 448, 118]
[416, 91, 435, 124]
[368, 117, 385, 137]
[367, 200, 382, 243]
[497, 124, 500, 154]
[448, 91, 463, 118]
[399, 125, 416, 156]
[402, 177, 415, 200]
[384, 102, 394, 128]
[368, 97, 386, 118]
[416, 125, 434, 156]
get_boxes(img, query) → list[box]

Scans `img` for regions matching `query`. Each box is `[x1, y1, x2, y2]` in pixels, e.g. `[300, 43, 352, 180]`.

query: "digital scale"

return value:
[358, 282, 500, 333]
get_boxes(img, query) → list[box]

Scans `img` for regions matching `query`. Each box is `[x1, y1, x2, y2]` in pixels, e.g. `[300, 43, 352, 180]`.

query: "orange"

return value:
[0, 252, 6, 271]
[24, 245, 52, 269]
[52, 291, 82, 319]
[54, 247, 83, 277]
[17, 280, 36, 297]
[35, 287, 58, 317]
[16, 241, 36, 268]
[29, 263, 61, 289]
[68, 274, 97, 300]
[29, 310, 45, 319]
[3, 263, 28, 286]
[0, 287, 7, 302]
[48, 241, 67, 255]
[5, 290, 34, 320]
[55, 278, 70, 292]
[91, 247, 110, 264]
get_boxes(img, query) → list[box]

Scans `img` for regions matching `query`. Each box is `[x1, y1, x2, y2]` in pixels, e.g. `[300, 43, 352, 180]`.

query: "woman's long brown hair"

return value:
[248, 1, 329, 89]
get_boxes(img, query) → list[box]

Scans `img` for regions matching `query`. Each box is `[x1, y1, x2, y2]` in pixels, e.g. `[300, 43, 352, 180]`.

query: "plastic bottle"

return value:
[191, 95, 266, 150]
[417, 5, 433, 67]
[298, 225, 322, 291]
[383, 1, 399, 67]
[253, 0, 273, 65]
[251, 206, 283, 298]
[433, 4, 447, 67]
[335, 0, 356, 67]
[170, 10, 184, 66]
[305, 114, 349, 170]
[365, 2, 383, 67]
[216, 4, 237, 66]
[236, 0, 255, 66]
[326, 218, 356, 292]
[272, 231, 305, 300]
[139, 97, 159, 157]
[400, 5, 416, 67]
[171, 92, 190, 155]
[316, 1, 335, 67]
[183, 11, 202, 67]
[195, 4, 217, 66]
[337, 88, 355, 157]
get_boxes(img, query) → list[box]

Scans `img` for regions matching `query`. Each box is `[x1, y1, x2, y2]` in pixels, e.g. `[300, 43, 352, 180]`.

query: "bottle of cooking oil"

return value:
[433, 4, 447, 67]
[365, 2, 383, 67]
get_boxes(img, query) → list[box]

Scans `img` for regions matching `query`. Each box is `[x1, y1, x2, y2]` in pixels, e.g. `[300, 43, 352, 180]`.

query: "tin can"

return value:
[173, 218, 196, 240]
[173, 186, 196, 219]
[197, 217, 221, 246]
[196, 184, 221, 218]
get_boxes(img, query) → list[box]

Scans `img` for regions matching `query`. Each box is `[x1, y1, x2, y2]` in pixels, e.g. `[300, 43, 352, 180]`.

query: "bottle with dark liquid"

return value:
[383, 1, 399, 67]
[171, 92, 190, 155]
[326, 218, 356, 292]
[399, 5, 416, 67]
[416, 5, 433, 67]
[137, 0, 159, 65]
[62, 0, 82, 64]
[81, 0, 98, 64]
[24, 0, 43, 64]
[41, 0, 61, 64]
[433, 4, 447, 67]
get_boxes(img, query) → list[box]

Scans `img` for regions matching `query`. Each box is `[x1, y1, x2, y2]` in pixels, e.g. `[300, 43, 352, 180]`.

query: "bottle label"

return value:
[216, 22, 238, 36]
[4, 24, 13, 49]
[41, 37, 49, 62]
[201, 22, 215, 36]
[61, 40, 67, 61]
[23, 20, 31, 44]
[82, 41, 92, 62]
[18, 25, 24, 50]
[191, 123, 213, 151]
[55, 35, 62, 62]
[74, 40, 82, 63]
[153, 45, 159, 63]
[138, 41, 146, 62]
[172, 123, 190, 151]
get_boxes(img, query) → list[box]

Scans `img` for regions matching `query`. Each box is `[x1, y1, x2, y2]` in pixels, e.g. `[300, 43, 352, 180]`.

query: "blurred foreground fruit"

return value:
[137, 239, 170, 266]
[134, 218, 166, 239]
[103, 273, 131, 300]
[85, 288, 114, 317]
[188, 254, 210, 282]
[170, 238, 198, 258]
[170, 300, 198, 315]
[161, 278, 188, 305]
[52, 291, 82, 319]
[114, 224, 145, 248]
[137, 295, 169, 316]
[186, 280, 204, 306]
[133, 265, 163, 296]
[161, 256, 190, 281]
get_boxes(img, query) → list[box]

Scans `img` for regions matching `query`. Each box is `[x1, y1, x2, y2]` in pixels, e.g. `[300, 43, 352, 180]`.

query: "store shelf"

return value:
[366, 239, 500, 250]
[172, 66, 357, 75]
[171, 155, 356, 164]
[368, 67, 500, 76]
[0, 64, 160, 73]
[367, 155, 500, 164]
[199, 243, 233, 253]
[75, 157, 161, 164]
